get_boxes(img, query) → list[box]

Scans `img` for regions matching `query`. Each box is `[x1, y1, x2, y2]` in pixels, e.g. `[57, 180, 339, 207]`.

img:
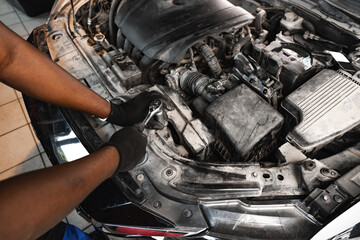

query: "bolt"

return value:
[320, 168, 329, 175]
[137, 174, 144, 182]
[183, 209, 192, 218]
[165, 169, 173, 177]
[263, 89, 268, 94]
[305, 161, 316, 171]
[330, 171, 337, 176]
[142, 183, 149, 190]
[252, 172, 258, 178]
[153, 201, 162, 209]
[322, 195, 330, 202]
[333, 195, 343, 203]
[94, 33, 105, 42]
[135, 188, 142, 197]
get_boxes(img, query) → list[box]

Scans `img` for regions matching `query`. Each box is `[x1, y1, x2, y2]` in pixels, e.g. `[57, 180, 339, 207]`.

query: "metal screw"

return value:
[153, 201, 162, 209]
[330, 171, 337, 176]
[322, 195, 330, 202]
[333, 195, 343, 203]
[183, 209, 192, 218]
[137, 174, 144, 182]
[252, 172, 258, 178]
[165, 169, 173, 177]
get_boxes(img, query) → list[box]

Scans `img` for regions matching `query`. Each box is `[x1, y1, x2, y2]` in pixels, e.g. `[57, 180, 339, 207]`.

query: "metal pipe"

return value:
[87, 0, 94, 28]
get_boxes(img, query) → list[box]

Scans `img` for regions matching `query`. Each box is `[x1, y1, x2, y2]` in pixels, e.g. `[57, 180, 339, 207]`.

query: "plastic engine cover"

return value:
[282, 69, 360, 153]
[115, 0, 254, 63]
[205, 85, 284, 162]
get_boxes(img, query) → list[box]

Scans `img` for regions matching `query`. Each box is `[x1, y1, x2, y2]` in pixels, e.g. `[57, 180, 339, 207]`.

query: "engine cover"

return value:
[283, 69, 360, 153]
[205, 85, 284, 162]
[115, 0, 254, 63]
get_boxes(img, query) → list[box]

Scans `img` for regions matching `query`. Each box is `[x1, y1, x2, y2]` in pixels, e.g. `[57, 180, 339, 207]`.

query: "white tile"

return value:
[42, 152, 52, 167]
[15, 89, 22, 99]
[0, 82, 17, 106]
[19, 97, 30, 123]
[67, 210, 91, 230]
[22, 17, 48, 33]
[0, 100, 27, 135]
[0, 12, 20, 26]
[0, 0, 14, 16]
[0, 125, 39, 172]
[7, 22, 28, 36]
[0, 155, 44, 181]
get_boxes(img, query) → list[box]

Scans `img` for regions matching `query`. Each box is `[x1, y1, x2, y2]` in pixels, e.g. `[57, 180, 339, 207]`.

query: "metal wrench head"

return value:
[143, 99, 163, 126]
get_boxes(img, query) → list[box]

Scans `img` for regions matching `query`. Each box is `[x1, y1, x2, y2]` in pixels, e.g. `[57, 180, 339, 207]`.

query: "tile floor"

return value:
[0, 0, 95, 235]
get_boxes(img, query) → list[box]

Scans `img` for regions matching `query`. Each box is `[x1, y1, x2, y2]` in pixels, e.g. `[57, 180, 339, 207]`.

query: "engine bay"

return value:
[70, 0, 360, 165]
[33, 0, 360, 238]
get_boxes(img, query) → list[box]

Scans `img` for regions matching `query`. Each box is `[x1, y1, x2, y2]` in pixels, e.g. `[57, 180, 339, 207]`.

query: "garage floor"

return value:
[0, 0, 95, 235]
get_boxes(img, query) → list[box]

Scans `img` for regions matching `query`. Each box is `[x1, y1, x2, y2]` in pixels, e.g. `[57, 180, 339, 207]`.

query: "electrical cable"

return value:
[69, 0, 82, 35]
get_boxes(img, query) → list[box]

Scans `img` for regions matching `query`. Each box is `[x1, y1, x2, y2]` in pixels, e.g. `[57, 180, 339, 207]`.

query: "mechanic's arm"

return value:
[0, 22, 167, 124]
[0, 147, 118, 240]
[0, 22, 110, 118]
[0, 22, 168, 126]
[0, 126, 146, 240]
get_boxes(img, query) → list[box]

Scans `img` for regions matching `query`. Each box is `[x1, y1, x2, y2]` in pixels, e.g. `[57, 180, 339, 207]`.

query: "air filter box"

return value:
[206, 85, 284, 162]
[282, 69, 360, 153]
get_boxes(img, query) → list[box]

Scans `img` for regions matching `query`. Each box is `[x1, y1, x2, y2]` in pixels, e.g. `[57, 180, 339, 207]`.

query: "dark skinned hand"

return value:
[106, 91, 170, 126]
[104, 126, 147, 174]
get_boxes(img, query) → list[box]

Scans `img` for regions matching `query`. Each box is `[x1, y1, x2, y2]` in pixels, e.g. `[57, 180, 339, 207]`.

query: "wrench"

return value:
[143, 99, 163, 126]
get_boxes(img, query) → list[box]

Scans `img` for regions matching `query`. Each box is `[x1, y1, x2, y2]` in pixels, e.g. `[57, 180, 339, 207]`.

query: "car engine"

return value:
[67, 0, 360, 164]
[31, 0, 360, 238]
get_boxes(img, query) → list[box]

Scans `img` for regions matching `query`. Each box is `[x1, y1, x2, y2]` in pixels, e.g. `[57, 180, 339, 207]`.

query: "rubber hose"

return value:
[197, 43, 222, 77]
[255, 9, 266, 34]
[232, 36, 251, 55]
[321, 142, 360, 175]
[302, 19, 316, 34]
[109, 0, 122, 45]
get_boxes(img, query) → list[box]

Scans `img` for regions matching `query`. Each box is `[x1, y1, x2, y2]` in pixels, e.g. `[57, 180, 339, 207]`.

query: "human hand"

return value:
[104, 126, 147, 173]
[106, 91, 169, 126]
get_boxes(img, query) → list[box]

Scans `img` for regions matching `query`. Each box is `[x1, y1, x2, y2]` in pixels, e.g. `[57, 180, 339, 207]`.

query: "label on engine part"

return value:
[302, 56, 312, 70]
[329, 51, 350, 63]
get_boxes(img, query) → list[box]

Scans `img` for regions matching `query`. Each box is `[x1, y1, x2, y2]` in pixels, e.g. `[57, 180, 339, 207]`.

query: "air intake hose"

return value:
[196, 43, 222, 78]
